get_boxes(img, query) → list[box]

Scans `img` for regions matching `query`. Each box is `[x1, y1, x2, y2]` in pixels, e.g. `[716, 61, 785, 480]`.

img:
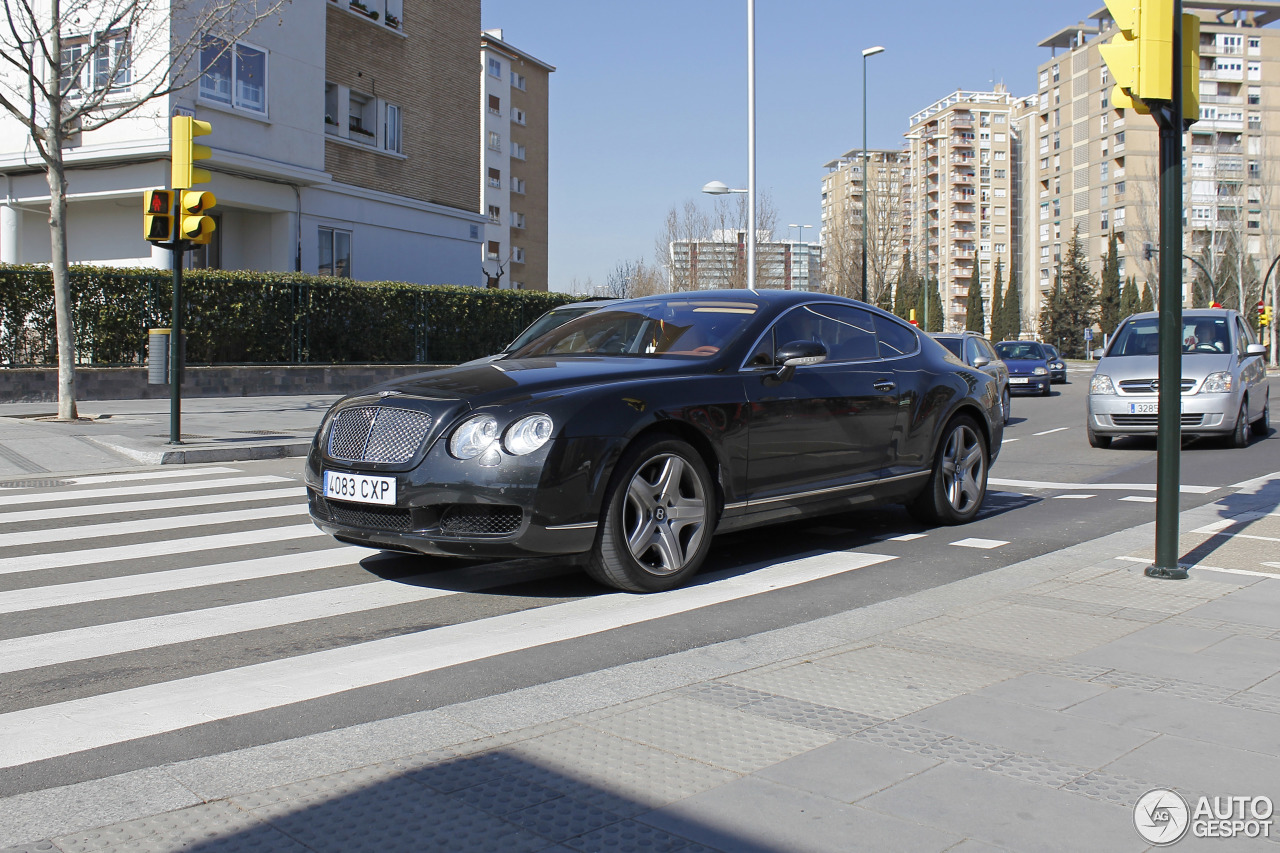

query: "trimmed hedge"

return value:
[0, 265, 579, 366]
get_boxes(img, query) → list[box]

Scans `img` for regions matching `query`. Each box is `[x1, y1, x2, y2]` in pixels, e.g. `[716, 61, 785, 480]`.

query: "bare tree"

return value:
[0, 0, 289, 419]
[602, 258, 664, 299]
[821, 153, 906, 305]
[655, 191, 781, 291]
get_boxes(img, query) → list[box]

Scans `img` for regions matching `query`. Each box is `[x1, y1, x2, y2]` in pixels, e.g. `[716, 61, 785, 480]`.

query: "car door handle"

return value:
[873, 380, 896, 392]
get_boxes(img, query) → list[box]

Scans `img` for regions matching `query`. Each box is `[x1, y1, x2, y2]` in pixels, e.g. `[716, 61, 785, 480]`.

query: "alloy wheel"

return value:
[940, 424, 985, 513]
[622, 453, 708, 575]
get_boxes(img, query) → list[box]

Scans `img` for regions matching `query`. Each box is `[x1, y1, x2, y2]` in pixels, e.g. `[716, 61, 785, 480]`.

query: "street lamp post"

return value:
[702, 181, 751, 289]
[861, 45, 885, 304]
[788, 224, 812, 292]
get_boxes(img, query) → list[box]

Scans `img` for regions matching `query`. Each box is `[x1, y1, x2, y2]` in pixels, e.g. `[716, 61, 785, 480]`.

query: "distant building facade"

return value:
[668, 231, 823, 291]
[820, 148, 909, 300]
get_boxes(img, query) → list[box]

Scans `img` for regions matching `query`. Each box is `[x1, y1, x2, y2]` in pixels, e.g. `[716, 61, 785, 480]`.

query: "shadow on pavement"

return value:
[1178, 477, 1280, 569]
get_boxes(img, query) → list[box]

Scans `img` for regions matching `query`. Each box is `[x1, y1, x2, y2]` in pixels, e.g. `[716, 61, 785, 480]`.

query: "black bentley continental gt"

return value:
[306, 290, 1004, 592]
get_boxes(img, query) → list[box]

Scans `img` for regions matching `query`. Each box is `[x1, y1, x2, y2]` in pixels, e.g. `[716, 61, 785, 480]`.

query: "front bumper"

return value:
[303, 435, 620, 559]
[1008, 375, 1050, 394]
[1087, 393, 1238, 436]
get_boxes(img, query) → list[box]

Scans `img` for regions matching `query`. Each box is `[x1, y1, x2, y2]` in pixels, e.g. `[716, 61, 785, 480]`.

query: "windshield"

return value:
[935, 338, 964, 358]
[510, 299, 760, 358]
[506, 305, 600, 351]
[1106, 316, 1233, 357]
[995, 341, 1045, 360]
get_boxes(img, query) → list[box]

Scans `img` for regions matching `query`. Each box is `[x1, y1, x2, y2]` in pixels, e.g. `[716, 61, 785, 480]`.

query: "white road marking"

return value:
[0, 525, 327, 576]
[1052, 494, 1095, 500]
[950, 538, 1009, 549]
[990, 478, 1217, 495]
[1119, 496, 1158, 503]
[0, 467, 242, 489]
[0, 550, 895, 770]
[0, 582, 459, 674]
[0, 476, 293, 508]
[1033, 427, 1070, 436]
[0, 504, 307, 549]
[0, 488, 306, 525]
[1002, 438, 1019, 443]
[0, 548, 361, 615]
[1229, 471, 1280, 490]
[885, 533, 927, 542]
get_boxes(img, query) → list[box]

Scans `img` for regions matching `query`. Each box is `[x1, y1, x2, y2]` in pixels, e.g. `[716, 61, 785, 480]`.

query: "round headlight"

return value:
[1033, 366, 1048, 375]
[449, 415, 499, 459]
[504, 414, 554, 455]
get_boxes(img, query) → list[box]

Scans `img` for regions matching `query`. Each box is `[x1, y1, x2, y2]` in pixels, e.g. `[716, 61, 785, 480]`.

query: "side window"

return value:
[1236, 318, 1255, 350]
[764, 304, 878, 364]
[877, 316, 921, 359]
[964, 337, 983, 365]
[977, 338, 998, 361]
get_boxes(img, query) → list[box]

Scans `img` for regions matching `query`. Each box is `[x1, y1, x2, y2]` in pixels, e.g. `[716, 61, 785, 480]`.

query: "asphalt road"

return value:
[1, 366, 1276, 800]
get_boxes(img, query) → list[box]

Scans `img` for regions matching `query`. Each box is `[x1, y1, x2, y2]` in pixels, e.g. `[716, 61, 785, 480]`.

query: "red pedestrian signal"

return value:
[143, 189, 173, 242]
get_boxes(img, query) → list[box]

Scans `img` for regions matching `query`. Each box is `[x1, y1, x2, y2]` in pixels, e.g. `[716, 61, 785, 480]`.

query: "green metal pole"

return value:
[169, 241, 183, 445]
[1147, 1, 1187, 580]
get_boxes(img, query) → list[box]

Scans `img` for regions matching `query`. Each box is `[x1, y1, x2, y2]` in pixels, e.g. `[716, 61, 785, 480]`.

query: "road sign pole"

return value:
[1147, 1, 1188, 580]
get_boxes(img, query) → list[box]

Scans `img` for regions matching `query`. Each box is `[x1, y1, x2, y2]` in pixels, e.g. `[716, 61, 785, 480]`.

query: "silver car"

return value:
[1086, 308, 1271, 448]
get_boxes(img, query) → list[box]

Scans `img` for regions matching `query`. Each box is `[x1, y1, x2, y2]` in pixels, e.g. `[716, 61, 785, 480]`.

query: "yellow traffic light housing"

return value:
[178, 190, 217, 245]
[1100, 0, 1174, 110]
[171, 116, 213, 190]
[143, 189, 174, 242]
[1182, 12, 1200, 125]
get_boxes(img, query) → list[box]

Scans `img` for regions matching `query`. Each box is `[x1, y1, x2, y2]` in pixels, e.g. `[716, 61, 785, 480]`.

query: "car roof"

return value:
[1122, 308, 1239, 321]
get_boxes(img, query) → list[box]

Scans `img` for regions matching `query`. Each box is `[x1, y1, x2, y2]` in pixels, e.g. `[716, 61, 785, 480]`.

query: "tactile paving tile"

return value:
[503, 796, 621, 843]
[1087, 569, 1246, 598]
[1028, 583, 1198, 615]
[877, 631, 1049, 673]
[582, 696, 835, 774]
[1062, 771, 1157, 807]
[850, 721, 952, 752]
[563, 819, 699, 853]
[1155, 680, 1239, 703]
[917, 736, 1018, 769]
[408, 750, 532, 793]
[52, 802, 276, 853]
[231, 762, 409, 810]
[1090, 669, 1173, 692]
[1109, 607, 1171, 623]
[741, 694, 887, 737]
[451, 775, 565, 817]
[1002, 592, 1121, 617]
[1223, 692, 1280, 715]
[1061, 565, 1126, 583]
[676, 681, 776, 709]
[723, 660, 959, 719]
[0, 843, 58, 853]
[1037, 661, 1115, 681]
[988, 753, 1094, 788]
[504, 725, 738, 806]
[1166, 615, 1228, 631]
[898, 604, 1142, 659]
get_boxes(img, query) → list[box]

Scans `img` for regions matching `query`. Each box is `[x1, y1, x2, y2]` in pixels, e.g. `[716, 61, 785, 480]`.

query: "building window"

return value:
[513, 246, 525, 263]
[511, 71, 526, 90]
[488, 167, 501, 188]
[348, 91, 375, 143]
[1249, 37, 1261, 55]
[1248, 86, 1261, 105]
[512, 107, 526, 125]
[318, 227, 352, 277]
[61, 30, 132, 95]
[488, 57, 502, 78]
[486, 240, 500, 260]
[511, 176, 525, 194]
[324, 81, 339, 132]
[383, 102, 401, 153]
[487, 205, 501, 223]
[488, 94, 501, 115]
[1248, 61, 1262, 81]
[200, 37, 267, 114]
[511, 142, 526, 160]
[488, 131, 501, 152]
[511, 211, 526, 228]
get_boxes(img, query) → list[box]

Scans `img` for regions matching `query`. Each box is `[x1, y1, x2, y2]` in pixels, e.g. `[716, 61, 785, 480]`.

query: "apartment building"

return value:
[480, 30, 554, 291]
[668, 231, 823, 291]
[1033, 2, 1280, 319]
[0, 1, 486, 285]
[905, 89, 1022, 333]
[819, 148, 910, 299]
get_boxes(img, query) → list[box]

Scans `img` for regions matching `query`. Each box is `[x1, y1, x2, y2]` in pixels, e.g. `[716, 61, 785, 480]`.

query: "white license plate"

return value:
[1010, 377, 1029, 385]
[324, 470, 396, 505]
[1128, 402, 1158, 415]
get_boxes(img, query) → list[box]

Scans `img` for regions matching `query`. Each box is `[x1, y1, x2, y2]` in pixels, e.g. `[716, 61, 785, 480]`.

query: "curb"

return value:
[82, 435, 313, 466]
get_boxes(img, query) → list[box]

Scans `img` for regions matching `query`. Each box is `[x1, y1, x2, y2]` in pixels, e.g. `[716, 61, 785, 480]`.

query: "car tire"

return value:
[587, 436, 716, 592]
[1087, 424, 1112, 448]
[1001, 387, 1012, 425]
[908, 414, 989, 525]
[1252, 396, 1270, 438]
[1040, 382, 1051, 397]
[1231, 399, 1251, 449]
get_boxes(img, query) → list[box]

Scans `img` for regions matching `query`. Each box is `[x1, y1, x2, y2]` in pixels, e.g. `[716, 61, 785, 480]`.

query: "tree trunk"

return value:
[47, 156, 77, 420]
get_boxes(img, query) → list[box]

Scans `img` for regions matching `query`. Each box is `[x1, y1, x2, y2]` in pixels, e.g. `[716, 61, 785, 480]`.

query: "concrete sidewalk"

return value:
[0, 395, 339, 476]
[2, 476, 1278, 851]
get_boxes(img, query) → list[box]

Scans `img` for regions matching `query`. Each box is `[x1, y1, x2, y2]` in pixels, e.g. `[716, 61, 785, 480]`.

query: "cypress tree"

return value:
[894, 258, 919, 323]
[1140, 281, 1155, 312]
[1040, 271, 1064, 351]
[990, 259, 1005, 342]
[1099, 233, 1121, 339]
[926, 277, 944, 332]
[1120, 275, 1140, 320]
[1004, 268, 1021, 341]
[965, 259, 984, 332]
[1053, 228, 1100, 358]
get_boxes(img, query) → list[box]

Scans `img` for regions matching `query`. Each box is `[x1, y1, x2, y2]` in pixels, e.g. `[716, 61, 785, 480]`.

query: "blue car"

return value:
[995, 340, 1052, 396]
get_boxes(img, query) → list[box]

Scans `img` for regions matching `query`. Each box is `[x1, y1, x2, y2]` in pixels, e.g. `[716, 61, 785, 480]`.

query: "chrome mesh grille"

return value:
[440, 505, 523, 536]
[313, 494, 413, 531]
[327, 406, 434, 464]
[1118, 378, 1196, 394]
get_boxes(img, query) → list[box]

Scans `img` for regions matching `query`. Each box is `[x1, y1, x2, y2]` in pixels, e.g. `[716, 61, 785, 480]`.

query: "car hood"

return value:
[1002, 358, 1047, 373]
[1095, 353, 1235, 384]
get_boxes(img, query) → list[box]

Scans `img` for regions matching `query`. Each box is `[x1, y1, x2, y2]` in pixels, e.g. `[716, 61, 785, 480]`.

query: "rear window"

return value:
[935, 338, 964, 358]
[995, 341, 1045, 360]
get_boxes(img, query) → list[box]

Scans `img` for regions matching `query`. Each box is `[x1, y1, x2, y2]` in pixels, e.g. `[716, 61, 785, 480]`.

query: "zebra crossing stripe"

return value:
[0, 476, 293, 508]
[0, 524, 328, 576]
[0, 467, 242, 489]
[0, 487, 305, 525]
[0, 504, 308, 549]
[0, 581, 459, 674]
[0, 547, 362, 615]
[0, 550, 894, 770]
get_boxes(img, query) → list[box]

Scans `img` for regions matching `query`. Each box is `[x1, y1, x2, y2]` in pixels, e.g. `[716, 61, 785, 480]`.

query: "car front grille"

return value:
[327, 406, 434, 464]
[439, 505, 522, 536]
[1117, 378, 1196, 395]
[1110, 414, 1204, 427]
[312, 494, 413, 532]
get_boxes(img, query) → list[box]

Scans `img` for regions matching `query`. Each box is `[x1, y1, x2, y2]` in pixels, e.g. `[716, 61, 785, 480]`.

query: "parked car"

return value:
[1043, 344, 1068, 384]
[464, 300, 614, 365]
[994, 340, 1052, 396]
[1086, 308, 1271, 448]
[307, 290, 1004, 592]
[932, 331, 1011, 424]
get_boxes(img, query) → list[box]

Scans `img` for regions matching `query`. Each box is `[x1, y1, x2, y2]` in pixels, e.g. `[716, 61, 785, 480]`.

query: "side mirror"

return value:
[1246, 343, 1267, 356]
[771, 340, 827, 383]
[972, 356, 991, 368]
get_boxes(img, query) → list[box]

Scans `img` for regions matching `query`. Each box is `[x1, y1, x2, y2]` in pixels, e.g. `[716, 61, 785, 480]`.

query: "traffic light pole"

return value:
[160, 238, 191, 445]
[1146, 2, 1187, 581]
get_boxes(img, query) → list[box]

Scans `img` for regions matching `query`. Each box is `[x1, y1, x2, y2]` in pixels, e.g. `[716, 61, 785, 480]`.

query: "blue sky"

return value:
[480, 1, 1092, 293]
